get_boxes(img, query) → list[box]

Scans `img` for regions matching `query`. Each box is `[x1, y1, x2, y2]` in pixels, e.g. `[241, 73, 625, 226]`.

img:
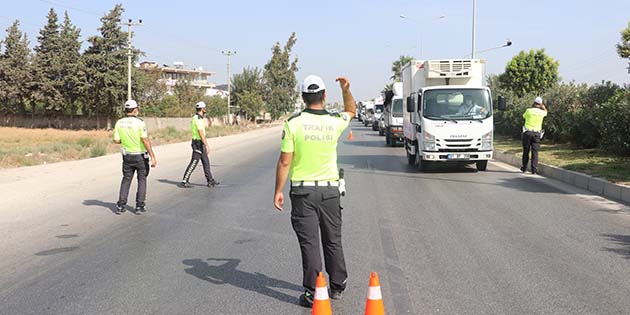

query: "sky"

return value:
[1, 0, 629, 103]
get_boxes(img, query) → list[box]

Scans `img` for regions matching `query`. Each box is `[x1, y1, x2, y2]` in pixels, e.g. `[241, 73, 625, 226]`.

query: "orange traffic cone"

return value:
[312, 272, 332, 315]
[348, 130, 354, 141]
[364, 272, 385, 315]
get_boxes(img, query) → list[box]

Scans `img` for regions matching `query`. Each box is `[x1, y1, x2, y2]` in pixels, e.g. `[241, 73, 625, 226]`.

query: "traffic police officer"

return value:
[521, 96, 548, 174]
[113, 100, 157, 214]
[273, 75, 356, 308]
[180, 101, 219, 188]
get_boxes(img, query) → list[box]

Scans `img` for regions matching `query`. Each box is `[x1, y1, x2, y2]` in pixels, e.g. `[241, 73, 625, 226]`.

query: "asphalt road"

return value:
[1, 121, 630, 315]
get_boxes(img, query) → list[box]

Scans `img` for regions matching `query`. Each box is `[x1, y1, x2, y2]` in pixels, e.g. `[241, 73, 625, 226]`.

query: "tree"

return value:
[204, 95, 227, 118]
[174, 80, 205, 109]
[0, 21, 33, 115]
[83, 4, 130, 127]
[58, 11, 87, 119]
[500, 49, 560, 97]
[132, 68, 167, 117]
[263, 32, 299, 120]
[231, 66, 263, 109]
[381, 83, 393, 95]
[33, 8, 64, 116]
[616, 21, 630, 59]
[390, 55, 413, 81]
[235, 90, 264, 121]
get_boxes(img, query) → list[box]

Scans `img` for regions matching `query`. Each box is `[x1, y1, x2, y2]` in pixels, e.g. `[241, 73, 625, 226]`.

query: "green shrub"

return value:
[76, 137, 93, 148]
[90, 142, 107, 157]
[598, 89, 630, 155]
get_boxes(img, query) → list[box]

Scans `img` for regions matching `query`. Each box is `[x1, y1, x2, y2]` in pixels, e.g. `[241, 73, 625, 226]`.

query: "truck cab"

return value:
[371, 104, 384, 131]
[383, 82, 404, 146]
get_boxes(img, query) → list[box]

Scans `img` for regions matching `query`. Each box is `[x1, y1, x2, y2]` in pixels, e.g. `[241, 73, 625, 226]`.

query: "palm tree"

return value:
[390, 55, 414, 81]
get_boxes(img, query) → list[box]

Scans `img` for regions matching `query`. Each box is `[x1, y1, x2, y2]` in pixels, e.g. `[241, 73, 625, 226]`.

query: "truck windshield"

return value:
[392, 99, 403, 117]
[422, 89, 491, 120]
[375, 104, 384, 113]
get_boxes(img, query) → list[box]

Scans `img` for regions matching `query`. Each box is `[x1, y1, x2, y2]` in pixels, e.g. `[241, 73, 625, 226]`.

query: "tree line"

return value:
[0, 4, 299, 126]
[493, 28, 630, 155]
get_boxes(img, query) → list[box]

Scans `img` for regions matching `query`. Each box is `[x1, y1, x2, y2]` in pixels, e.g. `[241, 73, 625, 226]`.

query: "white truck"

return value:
[362, 101, 375, 127]
[402, 59, 506, 171]
[383, 82, 404, 146]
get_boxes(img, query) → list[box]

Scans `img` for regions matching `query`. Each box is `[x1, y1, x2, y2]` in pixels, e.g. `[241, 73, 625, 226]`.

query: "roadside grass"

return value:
[494, 135, 630, 185]
[0, 123, 276, 168]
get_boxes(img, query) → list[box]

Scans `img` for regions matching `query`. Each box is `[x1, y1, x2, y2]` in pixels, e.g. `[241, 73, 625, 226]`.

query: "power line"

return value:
[37, 0, 102, 16]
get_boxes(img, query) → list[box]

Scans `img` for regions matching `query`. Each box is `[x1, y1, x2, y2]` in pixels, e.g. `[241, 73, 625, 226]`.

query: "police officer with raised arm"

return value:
[113, 100, 157, 214]
[179, 101, 219, 188]
[273, 75, 356, 308]
[521, 96, 548, 174]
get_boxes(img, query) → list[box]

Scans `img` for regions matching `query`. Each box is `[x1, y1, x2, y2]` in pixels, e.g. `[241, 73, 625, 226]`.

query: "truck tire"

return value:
[415, 146, 428, 172]
[407, 149, 416, 165]
[389, 136, 396, 147]
[476, 160, 488, 171]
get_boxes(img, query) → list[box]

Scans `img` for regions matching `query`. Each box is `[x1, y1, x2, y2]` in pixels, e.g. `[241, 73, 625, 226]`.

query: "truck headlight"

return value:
[481, 131, 492, 151]
[423, 132, 436, 151]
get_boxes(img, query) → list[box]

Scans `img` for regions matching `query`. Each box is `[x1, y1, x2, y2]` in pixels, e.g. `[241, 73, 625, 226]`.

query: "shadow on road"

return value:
[341, 155, 570, 195]
[182, 258, 302, 304]
[601, 234, 630, 259]
[342, 141, 388, 148]
[339, 155, 479, 174]
[158, 179, 205, 187]
[82, 199, 118, 214]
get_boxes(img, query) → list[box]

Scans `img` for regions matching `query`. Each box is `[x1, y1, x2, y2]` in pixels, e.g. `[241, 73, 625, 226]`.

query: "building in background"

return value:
[139, 61, 226, 97]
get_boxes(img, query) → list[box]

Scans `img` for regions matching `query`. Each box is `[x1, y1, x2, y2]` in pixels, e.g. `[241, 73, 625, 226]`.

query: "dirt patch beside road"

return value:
[0, 124, 279, 168]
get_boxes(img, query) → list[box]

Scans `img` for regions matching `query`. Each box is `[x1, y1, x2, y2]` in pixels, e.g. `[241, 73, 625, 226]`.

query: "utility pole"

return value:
[471, 0, 477, 59]
[124, 18, 142, 101]
[221, 50, 236, 125]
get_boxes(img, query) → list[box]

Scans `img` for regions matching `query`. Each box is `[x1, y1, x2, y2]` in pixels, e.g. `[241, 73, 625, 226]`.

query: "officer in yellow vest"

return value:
[521, 96, 548, 174]
[273, 75, 356, 308]
[179, 101, 219, 188]
[113, 100, 157, 214]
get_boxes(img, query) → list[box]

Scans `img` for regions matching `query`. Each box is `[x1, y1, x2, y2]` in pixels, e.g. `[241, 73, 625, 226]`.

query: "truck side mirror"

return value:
[406, 96, 413, 112]
[497, 95, 507, 111]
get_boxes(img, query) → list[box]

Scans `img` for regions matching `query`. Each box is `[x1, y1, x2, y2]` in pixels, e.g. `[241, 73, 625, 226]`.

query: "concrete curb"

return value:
[493, 150, 630, 204]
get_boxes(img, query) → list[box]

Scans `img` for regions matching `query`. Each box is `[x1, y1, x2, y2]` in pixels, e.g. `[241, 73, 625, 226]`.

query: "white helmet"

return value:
[195, 101, 206, 109]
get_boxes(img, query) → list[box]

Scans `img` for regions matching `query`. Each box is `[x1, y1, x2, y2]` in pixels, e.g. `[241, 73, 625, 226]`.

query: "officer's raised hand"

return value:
[335, 77, 350, 92]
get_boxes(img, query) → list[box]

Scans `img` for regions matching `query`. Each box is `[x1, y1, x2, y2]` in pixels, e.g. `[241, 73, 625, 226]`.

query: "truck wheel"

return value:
[407, 149, 416, 165]
[389, 136, 396, 147]
[476, 160, 488, 171]
[415, 147, 428, 172]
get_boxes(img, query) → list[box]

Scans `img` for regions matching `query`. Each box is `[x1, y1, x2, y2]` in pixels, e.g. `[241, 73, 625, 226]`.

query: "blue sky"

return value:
[1, 0, 629, 103]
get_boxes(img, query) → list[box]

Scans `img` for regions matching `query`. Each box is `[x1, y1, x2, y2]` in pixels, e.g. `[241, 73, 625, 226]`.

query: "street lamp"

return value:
[399, 14, 446, 59]
[221, 50, 236, 125]
[464, 39, 512, 58]
[122, 18, 142, 101]
[472, 0, 476, 58]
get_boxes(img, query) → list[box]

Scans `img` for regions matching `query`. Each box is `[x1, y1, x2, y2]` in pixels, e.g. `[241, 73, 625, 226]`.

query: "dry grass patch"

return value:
[0, 123, 278, 168]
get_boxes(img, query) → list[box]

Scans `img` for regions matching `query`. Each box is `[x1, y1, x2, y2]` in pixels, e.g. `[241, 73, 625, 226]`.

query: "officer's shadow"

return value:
[182, 258, 302, 304]
[82, 199, 118, 214]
